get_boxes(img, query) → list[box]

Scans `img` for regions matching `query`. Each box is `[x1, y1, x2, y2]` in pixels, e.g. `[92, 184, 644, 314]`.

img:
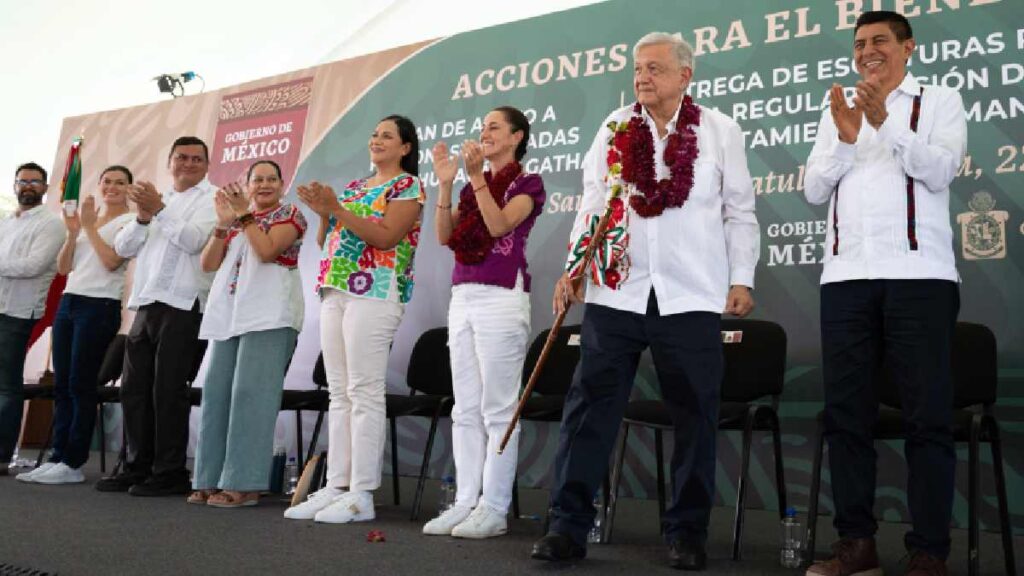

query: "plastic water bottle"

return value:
[438, 476, 457, 513]
[284, 456, 299, 495]
[587, 494, 605, 544]
[780, 507, 803, 568]
[269, 447, 286, 494]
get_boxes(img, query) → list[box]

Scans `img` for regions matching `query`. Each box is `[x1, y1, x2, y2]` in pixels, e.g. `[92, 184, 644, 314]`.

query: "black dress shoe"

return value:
[668, 539, 707, 571]
[128, 475, 191, 497]
[531, 532, 586, 561]
[95, 471, 147, 492]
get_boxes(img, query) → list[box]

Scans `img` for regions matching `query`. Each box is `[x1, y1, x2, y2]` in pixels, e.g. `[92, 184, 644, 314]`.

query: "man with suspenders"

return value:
[804, 10, 967, 576]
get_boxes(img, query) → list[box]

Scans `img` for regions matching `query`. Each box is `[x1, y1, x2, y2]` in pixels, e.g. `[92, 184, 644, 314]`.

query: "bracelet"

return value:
[237, 213, 255, 227]
[436, 203, 451, 210]
[472, 183, 489, 193]
[213, 227, 229, 239]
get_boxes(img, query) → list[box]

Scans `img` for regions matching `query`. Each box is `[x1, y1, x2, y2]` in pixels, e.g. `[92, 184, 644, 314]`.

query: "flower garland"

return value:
[447, 161, 522, 264]
[608, 96, 701, 218]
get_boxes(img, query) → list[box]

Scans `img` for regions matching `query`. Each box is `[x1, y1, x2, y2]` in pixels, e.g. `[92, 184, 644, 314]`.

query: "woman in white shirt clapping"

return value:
[189, 159, 307, 508]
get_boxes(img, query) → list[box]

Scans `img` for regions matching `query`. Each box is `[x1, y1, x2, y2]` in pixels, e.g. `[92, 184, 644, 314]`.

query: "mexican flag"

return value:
[60, 137, 83, 216]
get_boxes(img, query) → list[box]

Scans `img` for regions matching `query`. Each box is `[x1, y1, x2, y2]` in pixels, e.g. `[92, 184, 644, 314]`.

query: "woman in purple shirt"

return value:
[424, 106, 545, 539]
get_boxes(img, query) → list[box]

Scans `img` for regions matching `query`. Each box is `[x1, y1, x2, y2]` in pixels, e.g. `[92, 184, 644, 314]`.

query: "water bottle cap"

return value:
[785, 506, 797, 518]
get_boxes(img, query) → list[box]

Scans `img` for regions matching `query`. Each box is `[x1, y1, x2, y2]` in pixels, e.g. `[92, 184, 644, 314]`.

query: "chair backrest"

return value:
[406, 327, 453, 397]
[96, 334, 127, 387]
[720, 319, 787, 403]
[878, 321, 997, 410]
[312, 352, 328, 390]
[522, 324, 582, 397]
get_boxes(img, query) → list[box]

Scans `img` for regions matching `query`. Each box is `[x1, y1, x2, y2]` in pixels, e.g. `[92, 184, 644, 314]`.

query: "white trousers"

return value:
[320, 289, 403, 492]
[448, 281, 530, 512]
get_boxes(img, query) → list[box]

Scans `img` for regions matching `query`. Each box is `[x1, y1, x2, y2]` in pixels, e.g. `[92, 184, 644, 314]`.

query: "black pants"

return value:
[121, 301, 204, 480]
[548, 293, 723, 547]
[821, 279, 959, 559]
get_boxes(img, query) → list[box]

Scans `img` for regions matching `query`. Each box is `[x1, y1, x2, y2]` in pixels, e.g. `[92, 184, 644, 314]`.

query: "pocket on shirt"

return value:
[689, 159, 720, 203]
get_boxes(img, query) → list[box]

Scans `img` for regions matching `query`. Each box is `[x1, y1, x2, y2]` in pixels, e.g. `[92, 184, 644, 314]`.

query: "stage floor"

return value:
[1, 452, 1019, 575]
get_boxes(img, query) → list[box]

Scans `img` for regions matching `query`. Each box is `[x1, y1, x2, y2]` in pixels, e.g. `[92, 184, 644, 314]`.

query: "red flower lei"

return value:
[616, 96, 701, 218]
[447, 161, 522, 264]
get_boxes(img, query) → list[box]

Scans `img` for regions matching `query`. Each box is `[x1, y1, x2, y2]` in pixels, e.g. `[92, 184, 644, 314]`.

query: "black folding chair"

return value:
[604, 319, 789, 560]
[510, 324, 582, 519]
[806, 322, 1016, 576]
[386, 327, 454, 520]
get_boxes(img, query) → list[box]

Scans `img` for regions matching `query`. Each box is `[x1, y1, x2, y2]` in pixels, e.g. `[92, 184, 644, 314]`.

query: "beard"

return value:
[16, 189, 44, 208]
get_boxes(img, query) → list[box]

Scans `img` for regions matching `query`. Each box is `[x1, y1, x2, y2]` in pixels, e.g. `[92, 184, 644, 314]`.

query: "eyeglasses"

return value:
[14, 179, 46, 186]
[172, 154, 207, 164]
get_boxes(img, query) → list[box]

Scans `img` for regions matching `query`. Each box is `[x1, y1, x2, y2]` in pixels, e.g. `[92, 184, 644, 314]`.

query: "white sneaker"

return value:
[283, 486, 345, 520]
[15, 462, 58, 483]
[450, 503, 508, 539]
[314, 490, 375, 524]
[422, 505, 473, 535]
[33, 463, 85, 485]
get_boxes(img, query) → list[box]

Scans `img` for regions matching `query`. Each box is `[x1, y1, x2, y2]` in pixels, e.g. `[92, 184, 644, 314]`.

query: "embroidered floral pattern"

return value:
[315, 174, 424, 303]
[565, 99, 700, 289]
[223, 203, 307, 295]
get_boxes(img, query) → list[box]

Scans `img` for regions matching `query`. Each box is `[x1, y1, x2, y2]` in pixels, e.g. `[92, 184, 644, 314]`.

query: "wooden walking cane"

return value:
[497, 198, 620, 455]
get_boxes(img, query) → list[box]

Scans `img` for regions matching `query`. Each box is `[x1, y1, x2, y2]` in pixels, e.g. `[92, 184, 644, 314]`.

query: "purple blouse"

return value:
[451, 172, 546, 291]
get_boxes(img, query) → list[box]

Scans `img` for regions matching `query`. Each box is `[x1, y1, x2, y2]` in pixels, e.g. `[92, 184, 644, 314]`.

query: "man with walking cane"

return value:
[528, 31, 760, 570]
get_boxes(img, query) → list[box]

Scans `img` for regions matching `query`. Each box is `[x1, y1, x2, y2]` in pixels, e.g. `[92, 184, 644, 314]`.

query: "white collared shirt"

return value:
[805, 74, 966, 284]
[0, 205, 66, 319]
[567, 101, 760, 315]
[115, 178, 217, 311]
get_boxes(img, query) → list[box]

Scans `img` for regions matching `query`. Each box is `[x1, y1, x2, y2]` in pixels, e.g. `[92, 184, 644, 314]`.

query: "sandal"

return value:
[207, 490, 260, 508]
[187, 489, 220, 505]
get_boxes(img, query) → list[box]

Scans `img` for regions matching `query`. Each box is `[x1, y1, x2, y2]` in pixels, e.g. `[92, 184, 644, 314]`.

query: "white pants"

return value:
[320, 289, 403, 492]
[448, 281, 530, 512]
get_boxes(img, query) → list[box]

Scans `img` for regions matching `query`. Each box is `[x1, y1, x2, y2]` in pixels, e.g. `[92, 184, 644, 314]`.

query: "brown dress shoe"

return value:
[806, 537, 883, 576]
[904, 551, 946, 576]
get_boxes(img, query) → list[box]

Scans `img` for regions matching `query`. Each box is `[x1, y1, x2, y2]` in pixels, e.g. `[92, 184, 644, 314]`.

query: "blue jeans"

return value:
[0, 313, 36, 462]
[50, 294, 121, 469]
[193, 328, 297, 491]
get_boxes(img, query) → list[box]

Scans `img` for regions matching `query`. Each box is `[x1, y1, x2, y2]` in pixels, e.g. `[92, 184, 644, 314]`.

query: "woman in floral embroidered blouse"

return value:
[423, 106, 545, 539]
[286, 114, 424, 524]
[189, 159, 307, 508]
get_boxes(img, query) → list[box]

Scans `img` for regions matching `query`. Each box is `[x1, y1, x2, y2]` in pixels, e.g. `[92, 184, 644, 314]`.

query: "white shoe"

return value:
[15, 462, 58, 483]
[314, 491, 375, 524]
[422, 505, 473, 535]
[283, 486, 345, 520]
[450, 503, 508, 539]
[33, 463, 85, 485]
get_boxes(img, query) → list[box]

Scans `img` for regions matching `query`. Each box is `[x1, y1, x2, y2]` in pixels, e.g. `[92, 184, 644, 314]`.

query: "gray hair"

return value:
[633, 32, 695, 72]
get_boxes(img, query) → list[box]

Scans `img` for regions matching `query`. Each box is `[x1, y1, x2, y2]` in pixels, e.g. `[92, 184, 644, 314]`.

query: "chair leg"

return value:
[390, 417, 400, 506]
[986, 418, 1017, 576]
[512, 477, 521, 519]
[411, 411, 441, 521]
[806, 413, 826, 563]
[655, 428, 666, 529]
[306, 410, 326, 466]
[603, 423, 630, 544]
[34, 422, 54, 468]
[98, 402, 106, 473]
[733, 409, 756, 561]
[771, 411, 788, 517]
[968, 416, 981, 576]
[294, 410, 304, 466]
